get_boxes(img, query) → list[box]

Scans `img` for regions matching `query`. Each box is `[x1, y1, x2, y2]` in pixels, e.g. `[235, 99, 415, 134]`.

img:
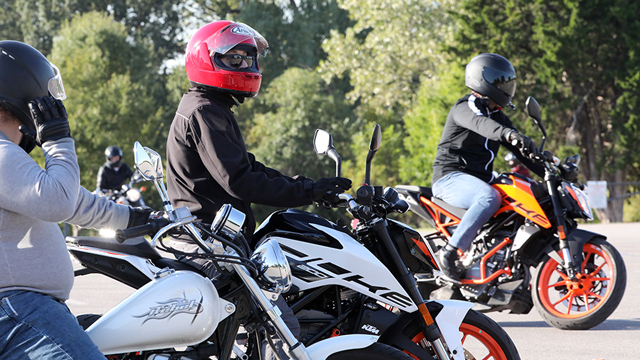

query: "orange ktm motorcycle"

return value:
[395, 96, 626, 330]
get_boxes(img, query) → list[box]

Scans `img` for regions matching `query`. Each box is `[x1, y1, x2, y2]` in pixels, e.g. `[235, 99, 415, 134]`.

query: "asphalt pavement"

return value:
[67, 222, 640, 360]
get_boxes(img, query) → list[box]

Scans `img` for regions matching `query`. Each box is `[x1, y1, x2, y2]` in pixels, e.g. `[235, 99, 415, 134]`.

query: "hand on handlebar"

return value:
[507, 131, 540, 160]
[312, 177, 352, 209]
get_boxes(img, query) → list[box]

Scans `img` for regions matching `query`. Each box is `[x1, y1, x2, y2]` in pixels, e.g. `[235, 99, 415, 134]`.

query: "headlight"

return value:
[211, 204, 246, 238]
[565, 183, 593, 220]
[127, 188, 142, 202]
[250, 239, 292, 300]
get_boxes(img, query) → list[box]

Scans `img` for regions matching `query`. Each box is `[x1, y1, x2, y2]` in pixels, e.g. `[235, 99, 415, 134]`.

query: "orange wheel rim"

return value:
[537, 243, 614, 318]
[407, 324, 507, 360]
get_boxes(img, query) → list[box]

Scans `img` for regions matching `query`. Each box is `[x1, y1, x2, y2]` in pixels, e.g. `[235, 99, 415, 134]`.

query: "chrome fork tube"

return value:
[232, 263, 311, 360]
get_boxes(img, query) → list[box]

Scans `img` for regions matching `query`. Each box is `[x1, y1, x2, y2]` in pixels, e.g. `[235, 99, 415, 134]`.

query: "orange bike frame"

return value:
[459, 237, 513, 285]
[419, 196, 460, 240]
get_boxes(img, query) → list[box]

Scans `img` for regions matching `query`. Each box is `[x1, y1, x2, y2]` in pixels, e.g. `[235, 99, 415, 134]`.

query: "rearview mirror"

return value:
[525, 96, 547, 150]
[313, 129, 333, 155]
[364, 124, 382, 185]
[145, 147, 164, 179]
[134, 142, 157, 181]
[313, 129, 342, 177]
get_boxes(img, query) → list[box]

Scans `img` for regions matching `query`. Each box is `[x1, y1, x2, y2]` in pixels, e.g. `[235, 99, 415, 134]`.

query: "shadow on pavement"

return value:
[496, 318, 640, 331]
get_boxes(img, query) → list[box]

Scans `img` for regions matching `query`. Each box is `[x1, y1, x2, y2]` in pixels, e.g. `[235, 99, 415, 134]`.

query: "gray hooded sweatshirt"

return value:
[0, 131, 130, 300]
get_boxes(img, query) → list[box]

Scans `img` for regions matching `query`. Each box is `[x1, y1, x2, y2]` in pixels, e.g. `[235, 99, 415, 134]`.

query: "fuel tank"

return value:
[492, 173, 552, 228]
[86, 271, 234, 355]
[256, 209, 418, 312]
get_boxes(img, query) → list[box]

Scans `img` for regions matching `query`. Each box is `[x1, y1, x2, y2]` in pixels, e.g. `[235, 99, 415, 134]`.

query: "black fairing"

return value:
[388, 220, 437, 274]
[253, 209, 351, 249]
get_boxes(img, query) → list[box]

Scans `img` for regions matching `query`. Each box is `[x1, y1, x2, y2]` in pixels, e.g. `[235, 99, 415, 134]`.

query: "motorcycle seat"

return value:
[395, 185, 433, 199]
[67, 235, 162, 261]
[430, 198, 467, 219]
[68, 236, 208, 278]
[395, 185, 467, 219]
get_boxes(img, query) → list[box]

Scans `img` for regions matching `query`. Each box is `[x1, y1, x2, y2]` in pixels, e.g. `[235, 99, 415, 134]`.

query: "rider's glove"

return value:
[126, 207, 164, 228]
[312, 177, 352, 207]
[19, 96, 71, 147]
[507, 130, 539, 159]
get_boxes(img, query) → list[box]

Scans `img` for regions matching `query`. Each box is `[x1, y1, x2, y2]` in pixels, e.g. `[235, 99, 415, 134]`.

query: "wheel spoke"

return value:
[565, 294, 576, 314]
[590, 276, 610, 282]
[554, 268, 571, 281]
[581, 249, 595, 271]
[588, 263, 606, 276]
[583, 295, 590, 311]
[460, 332, 468, 345]
[586, 291, 604, 300]
[482, 353, 491, 360]
[546, 279, 566, 289]
[552, 292, 572, 308]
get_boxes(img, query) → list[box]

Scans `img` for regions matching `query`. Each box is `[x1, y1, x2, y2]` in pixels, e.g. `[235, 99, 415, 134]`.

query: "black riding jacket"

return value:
[166, 88, 315, 240]
[96, 162, 134, 192]
[432, 94, 543, 184]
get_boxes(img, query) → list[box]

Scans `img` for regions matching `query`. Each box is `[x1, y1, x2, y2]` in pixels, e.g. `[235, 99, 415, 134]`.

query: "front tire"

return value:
[404, 309, 520, 360]
[532, 237, 626, 330]
[328, 343, 415, 360]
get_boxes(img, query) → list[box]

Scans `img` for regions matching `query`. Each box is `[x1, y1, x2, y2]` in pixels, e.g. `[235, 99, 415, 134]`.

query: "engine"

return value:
[460, 232, 511, 301]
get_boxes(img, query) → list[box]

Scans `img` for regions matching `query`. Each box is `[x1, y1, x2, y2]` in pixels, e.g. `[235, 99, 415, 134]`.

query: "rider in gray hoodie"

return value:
[0, 41, 151, 360]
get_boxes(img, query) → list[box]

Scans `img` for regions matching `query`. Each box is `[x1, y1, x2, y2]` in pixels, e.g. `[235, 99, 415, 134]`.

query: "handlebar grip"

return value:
[394, 199, 410, 214]
[115, 218, 170, 243]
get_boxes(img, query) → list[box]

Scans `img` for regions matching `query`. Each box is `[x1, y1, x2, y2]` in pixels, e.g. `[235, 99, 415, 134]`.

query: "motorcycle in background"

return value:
[99, 172, 147, 207]
[395, 96, 626, 330]
[68, 142, 412, 360]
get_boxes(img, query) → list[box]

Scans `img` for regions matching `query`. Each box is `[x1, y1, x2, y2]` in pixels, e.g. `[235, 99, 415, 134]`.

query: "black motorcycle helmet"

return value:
[105, 145, 123, 168]
[465, 53, 516, 109]
[0, 40, 66, 153]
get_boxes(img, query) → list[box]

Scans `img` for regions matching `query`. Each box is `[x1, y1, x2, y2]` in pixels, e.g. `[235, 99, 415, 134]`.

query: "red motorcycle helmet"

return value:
[185, 21, 269, 98]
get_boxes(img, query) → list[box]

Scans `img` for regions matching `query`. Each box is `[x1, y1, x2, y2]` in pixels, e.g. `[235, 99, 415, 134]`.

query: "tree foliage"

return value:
[1, 0, 187, 63]
[319, 0, 455, 114]
[49, 12, 169, 194]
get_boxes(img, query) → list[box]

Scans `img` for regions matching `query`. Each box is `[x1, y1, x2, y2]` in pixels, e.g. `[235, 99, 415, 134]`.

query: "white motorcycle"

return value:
[67, 142, 413, 360]
[257, 126, 520, 360]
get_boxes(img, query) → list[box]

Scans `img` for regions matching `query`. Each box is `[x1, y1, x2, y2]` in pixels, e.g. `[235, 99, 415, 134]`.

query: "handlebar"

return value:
[115, 218, 171, 243]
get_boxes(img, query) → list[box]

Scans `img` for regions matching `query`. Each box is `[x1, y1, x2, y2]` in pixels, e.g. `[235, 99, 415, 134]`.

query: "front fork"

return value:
[543, 173, 582, 279]
[371, 220, 452, 360]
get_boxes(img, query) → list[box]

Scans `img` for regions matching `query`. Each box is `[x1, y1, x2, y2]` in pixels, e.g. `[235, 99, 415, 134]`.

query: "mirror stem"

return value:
[327, 148, 342, 177]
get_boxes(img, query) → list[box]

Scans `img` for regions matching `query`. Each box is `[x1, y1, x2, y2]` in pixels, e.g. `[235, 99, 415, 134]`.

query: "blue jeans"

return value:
[432, 172, 502, 252]
[0, 290, 105, 360]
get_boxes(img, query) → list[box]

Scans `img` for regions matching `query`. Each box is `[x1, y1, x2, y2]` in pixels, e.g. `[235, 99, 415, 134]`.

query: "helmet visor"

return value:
[208, 22, 269, 58]
[483, 67, 516, 98]
[48, 63, 66, 100]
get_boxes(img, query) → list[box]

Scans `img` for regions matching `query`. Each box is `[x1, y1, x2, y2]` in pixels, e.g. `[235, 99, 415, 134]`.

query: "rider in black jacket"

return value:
[165, 21, 351, 360]
[96, 145, 134, 194]
[432, 53, 543, 282]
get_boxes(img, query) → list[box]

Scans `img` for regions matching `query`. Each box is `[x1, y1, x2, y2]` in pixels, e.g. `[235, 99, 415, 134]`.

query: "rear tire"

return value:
[532, 238, 626, 330]
[328, 343, 415, 360]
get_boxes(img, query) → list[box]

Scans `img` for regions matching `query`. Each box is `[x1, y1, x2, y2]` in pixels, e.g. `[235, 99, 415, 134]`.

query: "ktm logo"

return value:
[361, 324, 380, 334]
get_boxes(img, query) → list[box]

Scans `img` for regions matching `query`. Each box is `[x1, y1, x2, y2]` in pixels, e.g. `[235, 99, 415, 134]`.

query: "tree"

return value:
[49, 11, 170, 194]
[400, 63, 466, 186]
[319, 0, 455, 114]
[1, 0, 187, 63]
